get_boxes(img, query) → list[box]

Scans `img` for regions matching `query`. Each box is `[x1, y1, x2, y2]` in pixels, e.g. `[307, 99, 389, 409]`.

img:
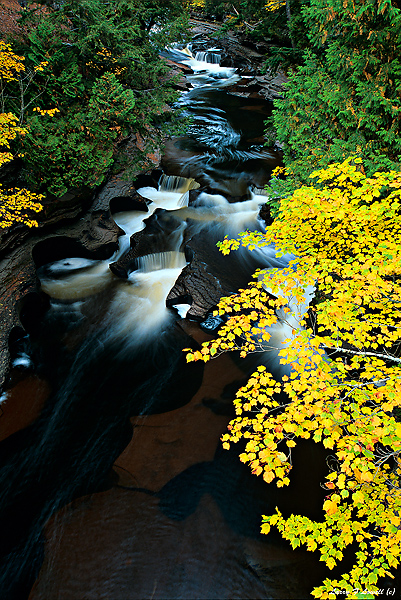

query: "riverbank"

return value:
[0, 28, 304, 600]
[0, 18, 286, 396]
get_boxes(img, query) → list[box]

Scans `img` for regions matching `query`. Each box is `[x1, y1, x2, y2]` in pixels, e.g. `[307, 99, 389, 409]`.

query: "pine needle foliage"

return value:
[4, 0, 189, 196]
[268, 0, 401, 184]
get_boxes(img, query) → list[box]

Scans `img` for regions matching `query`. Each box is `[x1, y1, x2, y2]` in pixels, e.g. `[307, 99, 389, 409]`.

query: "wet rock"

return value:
[109, 192, 149, 215]
[163, 58, 194, 74]
[167, 256, 228, 320]
[259, 202, 273, 227]
[109, 210, 185, 279]
[166, 293, 193, 310]
[0, 187, 93, 260]
[132, 170, 162, 191]
[199, 312, 229, 333]
[188, 189, 203, 206]
[160, 58, 194, 93]
[253, 71, 288, 100]
[0, 170, 153, 390]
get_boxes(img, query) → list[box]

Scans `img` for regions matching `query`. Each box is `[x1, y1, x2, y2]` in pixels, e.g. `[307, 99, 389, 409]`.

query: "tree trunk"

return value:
[286, 0, 296, 49]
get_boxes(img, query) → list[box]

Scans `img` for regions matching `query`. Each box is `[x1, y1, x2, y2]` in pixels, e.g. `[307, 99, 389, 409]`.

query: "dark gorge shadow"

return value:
[0, 318, 204, 599]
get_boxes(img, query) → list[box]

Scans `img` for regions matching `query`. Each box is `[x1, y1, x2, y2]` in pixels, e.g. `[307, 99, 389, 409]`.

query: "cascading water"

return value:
[136, 174, 199, 210]
[167, 45, 240, 88]
[194, 51, 221, 64]
[0, 32, 326, 600]
[106, 252, 188, 344]
[158, 174, 200, 193]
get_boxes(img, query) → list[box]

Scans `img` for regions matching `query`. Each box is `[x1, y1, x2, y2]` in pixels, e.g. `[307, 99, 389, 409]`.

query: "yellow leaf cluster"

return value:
[32, 107, 60, 117]
[264, 0, 286, 12]
[0, 44, 43, 228]
[0, 112, 26, 167]
[0, 41, 25, 82]
[186, 158, 401, 595]
[0, 186, 43, 229]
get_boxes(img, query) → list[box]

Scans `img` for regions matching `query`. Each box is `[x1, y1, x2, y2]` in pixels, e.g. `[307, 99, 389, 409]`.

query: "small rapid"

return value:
[106, 252, 188, 344]
[170, 45, 239, 88]
[0, 35, 326, 600]
[37, 175, 195, 305]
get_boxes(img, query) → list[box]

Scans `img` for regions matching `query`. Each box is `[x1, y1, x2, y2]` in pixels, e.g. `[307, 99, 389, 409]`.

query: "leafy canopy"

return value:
[267, 0, 401, 187]
[186, 158, 401, 597]
[4, 0, 189, 195]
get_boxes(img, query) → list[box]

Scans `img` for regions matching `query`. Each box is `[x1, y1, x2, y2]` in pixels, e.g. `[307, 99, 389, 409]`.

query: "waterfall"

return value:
[178, 44, 193, 58]
[178, 190, 190, 207]
[158, 174, 200, 193]
[37, 207, 154, 301]
[106, 252, 187, 343]
[170, 45, 239, 87]
[137, 175, 199, 211]
[112, 210, 149, 256]
[37, 177, 193, 304]
[252, 187, 270, 198]
[135, 251, 187, 273]
[194, 51, 221, 64]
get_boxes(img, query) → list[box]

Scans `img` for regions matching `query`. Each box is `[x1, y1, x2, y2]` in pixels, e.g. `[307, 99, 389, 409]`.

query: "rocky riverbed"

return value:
[0, 19, 286, 393]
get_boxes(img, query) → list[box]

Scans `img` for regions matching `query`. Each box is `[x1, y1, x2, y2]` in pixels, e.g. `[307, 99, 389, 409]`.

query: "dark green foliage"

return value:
[8, 0, 189, 195]
[24, 72, 139, 193]
[262, 46, 303, 75]
[269, 0, 401, 183]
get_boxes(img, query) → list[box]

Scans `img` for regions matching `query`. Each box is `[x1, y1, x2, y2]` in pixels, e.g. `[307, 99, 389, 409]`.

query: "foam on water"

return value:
[40, 262, 113, 301]
[106, 252, 187, 343]
[174, 303, 192, 318]
[0, 391, 9, 405]
[46, 258, 98, 274]
[12, 353, 33, 369]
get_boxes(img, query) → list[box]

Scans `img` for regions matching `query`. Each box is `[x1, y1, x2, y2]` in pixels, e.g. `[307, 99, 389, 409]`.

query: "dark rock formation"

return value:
[258, 202, 273, 227]
[109, 209, 185, 278]
[0, 172, 149, 390]
[109, 192, 149, 215]
[166, 255, 228, 320]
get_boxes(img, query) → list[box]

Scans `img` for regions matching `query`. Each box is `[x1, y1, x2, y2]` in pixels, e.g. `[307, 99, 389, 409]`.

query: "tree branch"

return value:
[323, 345, 401, 364]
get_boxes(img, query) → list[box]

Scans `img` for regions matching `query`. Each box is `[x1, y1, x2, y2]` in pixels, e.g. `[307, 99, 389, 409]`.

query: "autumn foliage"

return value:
[0, 41, 42, 229]
[186, 158, 401, 597]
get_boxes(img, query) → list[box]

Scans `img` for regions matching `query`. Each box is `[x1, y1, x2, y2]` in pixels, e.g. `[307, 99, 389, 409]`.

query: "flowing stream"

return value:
[0, 42, 330, 600]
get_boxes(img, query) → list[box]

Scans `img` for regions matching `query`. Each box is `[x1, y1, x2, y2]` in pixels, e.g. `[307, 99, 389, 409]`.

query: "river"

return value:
[0, 42, 329, 599]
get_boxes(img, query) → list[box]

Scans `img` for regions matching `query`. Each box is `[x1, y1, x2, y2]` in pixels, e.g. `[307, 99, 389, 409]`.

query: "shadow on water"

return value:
[0, 309, 204, 599]
[0, 41, 341, 600]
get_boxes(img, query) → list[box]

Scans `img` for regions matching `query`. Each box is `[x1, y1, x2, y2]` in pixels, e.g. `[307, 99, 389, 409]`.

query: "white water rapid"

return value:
[37, 49, 308, 363]
[0, 35, 328, 600]
[37, 176, 196, 330]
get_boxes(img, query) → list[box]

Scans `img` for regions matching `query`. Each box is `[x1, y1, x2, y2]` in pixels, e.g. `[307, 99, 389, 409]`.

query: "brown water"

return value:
[0, 43, 330, 599]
